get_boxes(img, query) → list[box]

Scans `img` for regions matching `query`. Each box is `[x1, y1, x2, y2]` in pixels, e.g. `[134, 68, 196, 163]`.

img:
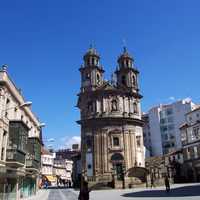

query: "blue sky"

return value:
[0, 0, 200, 149]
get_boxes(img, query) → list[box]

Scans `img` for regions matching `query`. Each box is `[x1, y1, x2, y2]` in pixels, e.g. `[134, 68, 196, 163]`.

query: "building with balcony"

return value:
[143, 99, 196, 156]
[0, 66, 43, 200]
[41, 148, 56, 186]
[53, 159, 73, 186]
[55, 146, 80, 188]
[180, 106, 200, 182]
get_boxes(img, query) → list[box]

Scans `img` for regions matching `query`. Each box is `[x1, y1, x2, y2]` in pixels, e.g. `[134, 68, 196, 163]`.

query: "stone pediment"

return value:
[96, 82, 117, 91]
[108, 129, 121, 134]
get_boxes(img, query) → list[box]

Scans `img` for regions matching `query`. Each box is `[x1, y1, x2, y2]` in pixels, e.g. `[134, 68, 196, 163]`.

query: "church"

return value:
[77, 46, 145, 188]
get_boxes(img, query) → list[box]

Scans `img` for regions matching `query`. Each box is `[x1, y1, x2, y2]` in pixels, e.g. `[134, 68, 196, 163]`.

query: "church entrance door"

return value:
[116, 163, 123, 180]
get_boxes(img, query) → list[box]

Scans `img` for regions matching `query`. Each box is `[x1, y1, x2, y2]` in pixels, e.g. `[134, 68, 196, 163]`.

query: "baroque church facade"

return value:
[77, 47, 145, 188]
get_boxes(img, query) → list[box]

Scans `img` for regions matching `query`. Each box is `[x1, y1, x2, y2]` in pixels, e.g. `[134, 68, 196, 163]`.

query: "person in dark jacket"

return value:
[165, 176, 170, 192]
[78, 181, 91, 200]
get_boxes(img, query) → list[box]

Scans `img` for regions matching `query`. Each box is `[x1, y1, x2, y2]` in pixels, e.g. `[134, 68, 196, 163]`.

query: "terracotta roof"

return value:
[41, 147, 52, 155]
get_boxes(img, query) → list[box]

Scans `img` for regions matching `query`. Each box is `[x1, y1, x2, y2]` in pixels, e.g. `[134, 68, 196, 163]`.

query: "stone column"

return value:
[129, 131, 133, 167]
[16, 177, 19, 200]
[103, 132, 108, 173]
[94, 134, 99, 175]
[125, 132, 130, 170]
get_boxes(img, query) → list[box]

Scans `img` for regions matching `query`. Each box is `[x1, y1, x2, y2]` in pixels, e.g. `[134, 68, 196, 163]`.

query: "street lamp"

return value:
[1, 101, 32, 118]
[19, 101, 32, 108]
[38, 123, 45, 128]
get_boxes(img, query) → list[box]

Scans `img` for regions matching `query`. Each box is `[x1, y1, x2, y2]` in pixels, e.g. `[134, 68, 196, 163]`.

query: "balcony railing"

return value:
[26, 159, 40, 169]
[6, 148, 25, 164]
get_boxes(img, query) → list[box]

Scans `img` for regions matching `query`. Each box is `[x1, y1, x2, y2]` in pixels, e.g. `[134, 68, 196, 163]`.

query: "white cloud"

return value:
[59, 135, 81, 149]
[169, 96, 175, 101]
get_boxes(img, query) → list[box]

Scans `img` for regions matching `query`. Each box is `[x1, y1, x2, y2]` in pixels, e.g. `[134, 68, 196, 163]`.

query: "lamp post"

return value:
[19, 101, 32, 108]
[38, 123, 45, 128]
[1, 101, 32, 118]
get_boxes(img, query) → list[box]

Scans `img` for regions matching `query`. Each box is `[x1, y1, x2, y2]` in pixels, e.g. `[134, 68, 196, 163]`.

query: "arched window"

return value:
[92, 57, 95, 65]
[96, 73, 100, 85]
[132, 75, 136, 86]
[126, 60, 129, 67]
[121, 75, 126, 86]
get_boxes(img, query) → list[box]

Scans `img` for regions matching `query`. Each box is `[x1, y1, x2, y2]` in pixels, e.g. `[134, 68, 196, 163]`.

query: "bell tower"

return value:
[115, 47, 139, 91]
[79, 46, 104, 92]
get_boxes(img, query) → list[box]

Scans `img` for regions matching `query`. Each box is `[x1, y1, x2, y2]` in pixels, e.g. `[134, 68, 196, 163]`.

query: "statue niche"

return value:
[111, 99, 118, 111]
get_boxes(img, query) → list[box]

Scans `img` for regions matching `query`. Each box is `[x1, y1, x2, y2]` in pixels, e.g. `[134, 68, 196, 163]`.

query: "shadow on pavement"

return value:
[43, 186, 73, 190]
[122, 185, 200, 198]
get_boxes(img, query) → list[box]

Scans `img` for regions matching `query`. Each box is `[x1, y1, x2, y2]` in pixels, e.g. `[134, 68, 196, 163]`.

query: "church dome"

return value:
[83, 46, 100, 59]
[117, 47, 133, 62]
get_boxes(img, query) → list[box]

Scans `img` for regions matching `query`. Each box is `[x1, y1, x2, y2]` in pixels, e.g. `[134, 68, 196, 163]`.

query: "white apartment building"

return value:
[65, 159, 73, 182]
[53, 159, 73, 185]
[41, 148, 56, 185]
[143, 99, 196, 156]
[41, 149, 73, 186]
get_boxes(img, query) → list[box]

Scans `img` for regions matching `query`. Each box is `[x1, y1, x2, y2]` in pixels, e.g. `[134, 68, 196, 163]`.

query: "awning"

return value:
[46, 175, 57, 182]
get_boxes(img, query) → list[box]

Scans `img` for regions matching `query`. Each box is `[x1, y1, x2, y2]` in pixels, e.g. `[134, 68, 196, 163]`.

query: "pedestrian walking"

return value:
[150, 175, 155, 188]
[78, 181, 91, 200]
[164, 176, 170, 192]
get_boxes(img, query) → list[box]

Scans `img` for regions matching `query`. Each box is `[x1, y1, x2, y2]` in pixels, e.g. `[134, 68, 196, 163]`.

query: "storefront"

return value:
[5, 178, 17, 200]
[21, 177, 36, 198]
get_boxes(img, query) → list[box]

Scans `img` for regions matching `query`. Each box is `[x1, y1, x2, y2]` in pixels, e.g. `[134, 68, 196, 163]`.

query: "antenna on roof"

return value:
[89, 40, 96, 49]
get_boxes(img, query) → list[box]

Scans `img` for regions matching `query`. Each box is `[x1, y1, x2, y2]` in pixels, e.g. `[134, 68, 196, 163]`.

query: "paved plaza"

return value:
[26, 183, 200, 200]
